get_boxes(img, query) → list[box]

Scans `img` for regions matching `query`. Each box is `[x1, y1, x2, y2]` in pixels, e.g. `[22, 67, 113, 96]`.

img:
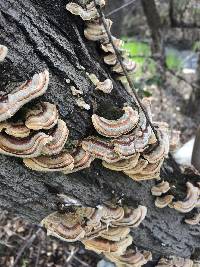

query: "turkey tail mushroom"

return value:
[0, 45, 8, 62]
[0, 70, 49, 122]
[41, 212, 85, 242]
[95, 79, 113, 94]
[42, 119, 69, 155]
[0, 132, 52, 158]
[84, 19, 112, 42]
[25, 102, 58, 130]
[23, 151, 74, 172]
[111, 205, 147, 228]
[155, 195, 174, 208]
[172, 182, 200, 213]
[0, 121, 30, 138]
[92, 107, 139, 138]
[151, 181, 170, 196]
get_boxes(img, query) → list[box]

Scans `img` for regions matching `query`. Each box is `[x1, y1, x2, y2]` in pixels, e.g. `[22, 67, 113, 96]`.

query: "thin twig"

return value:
[93, 0, 160, 143]
[106, 0, 137, 17]
[12, 228, 43, 267]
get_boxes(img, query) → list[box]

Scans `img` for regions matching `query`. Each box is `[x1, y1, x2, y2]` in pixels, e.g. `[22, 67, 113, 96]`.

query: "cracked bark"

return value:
[0, 0, 200, 263]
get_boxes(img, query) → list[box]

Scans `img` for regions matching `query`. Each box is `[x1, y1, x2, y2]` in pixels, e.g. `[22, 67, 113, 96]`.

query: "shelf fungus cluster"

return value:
[151, 181, 174, 208]
[156, 256, 193, 267]
[41, 202, 151, 267]
[66, 1, 136, 81]
[82, 99, 170, 181]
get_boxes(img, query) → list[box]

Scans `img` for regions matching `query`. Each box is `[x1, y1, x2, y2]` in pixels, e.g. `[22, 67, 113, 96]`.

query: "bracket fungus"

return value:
[66, 1, 105, 21]
[156, 257, 193, 267]
[0, 44, 8, 62]
[101, 202, 124, 226]
[63, 147, 94, 174]
[0, 121, 30, 138]
[151, 181, 170, 196]
[112, 60, 136, 75]
[172, 182, 200, 213]
[92, 107, 139, 138]
[111, 205, 147, 228]
[42, 119, 69, 156]
[99, 227, 130, 242]
[102, 153, 140, 172]
[155, 195, 174, 208]
[41, 212, 85, 242]
[101, 38, 124, 53]
[82, 137, 121, 163]
[23, 151, 74, 172]
[0, 70, 49, 122]
[123, 158, 148, 176]
[25, 102, 58, 130]
[185, 213, 200, 225]
[82, 235, 133, 255]
[104, 53, 117, 65]
[95, 78, 113, 94]
[0, 132, 52, 158]
[105, 249, 152, 267]
[84, 19, 112, 42]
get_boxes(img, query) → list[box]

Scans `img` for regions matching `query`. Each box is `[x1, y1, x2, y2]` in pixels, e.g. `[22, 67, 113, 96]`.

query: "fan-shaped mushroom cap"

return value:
[155, 195, 174, 208]
[172, 182, 200, 213]
[96, 79, 113, 94]
[105, 249, 152, 267]
[23, 151, 74, 172]
[66, 2, 97, 21]
[25, 102, 58, 130]
[102, 153, 140, 172]
[0, 121, 30, 138]
[156, 257, 193, 267]
[101, 38, 124, 53]
[92, 107, 139, 138]
[0, 70, 49, 122]
[185, 213, 200, 225]
[82, 235, 133, 255]
[42, 119, 69, 155]
[0, 132, 52, 158]
[82, 137, 121, 163]
[100, 227, 130, 242]
[143, 130, 168, 163]
[123, 158, 148, 175]
[151, 181, 170, 196]
[129, 172, 160, 181]
[84, 19, 112, 42]
[64, 147, 94, 174]
[140, 160, 164, 175]
[101, 203, 124, 225]
[112, 60, 136, 74]
[0, 45, 8, 62]
[41, 211, 85, 242]
[111, 205, 147, 228]
[104, 54, 117, 65]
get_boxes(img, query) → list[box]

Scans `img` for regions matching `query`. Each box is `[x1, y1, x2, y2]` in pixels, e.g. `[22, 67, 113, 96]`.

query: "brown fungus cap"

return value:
[42, 119, 69, 156]
[105, 249, 152, 267]
[82, 235, 133, 255]
[82, 137, 121, 163]
[0, 132, 52, 158]
[0, 121, 30, 138]
[155, 195, 174, 208]
[0, 70, 49, 122]
[100, 227, 130, 242]
[23, 151, 74, 172]
[111, 205, 147, 228]
[92, 107, 139, 138]
[25, 102, 58, 130]
[96, 79, 113, 94]
[172, 182, 200, 213]
[101, 202, 124, 225]
[102, 153, 140, 172]
[41, 211, 85, 242]
[151, 181, 170, 196]
[0, 45, 8, 62]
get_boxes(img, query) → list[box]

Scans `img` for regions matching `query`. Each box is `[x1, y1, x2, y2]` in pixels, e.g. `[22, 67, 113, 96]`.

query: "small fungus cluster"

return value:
[41, 202, 152, 267]
[82, 98, 170, 181]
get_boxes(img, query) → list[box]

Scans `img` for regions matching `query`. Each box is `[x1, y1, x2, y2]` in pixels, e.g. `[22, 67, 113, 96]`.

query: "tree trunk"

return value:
[187, 52, 200, 114]
[0, 0, 200, 262]
[141, 0, 167, 86]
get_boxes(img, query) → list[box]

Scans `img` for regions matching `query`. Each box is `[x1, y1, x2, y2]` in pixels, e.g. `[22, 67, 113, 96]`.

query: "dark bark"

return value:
[0, 0, 200, 262]
[141, 0, 167, 86]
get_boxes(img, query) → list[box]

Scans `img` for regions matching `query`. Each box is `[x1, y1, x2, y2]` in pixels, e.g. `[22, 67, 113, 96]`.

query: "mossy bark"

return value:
[0, 0, 200, 262]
